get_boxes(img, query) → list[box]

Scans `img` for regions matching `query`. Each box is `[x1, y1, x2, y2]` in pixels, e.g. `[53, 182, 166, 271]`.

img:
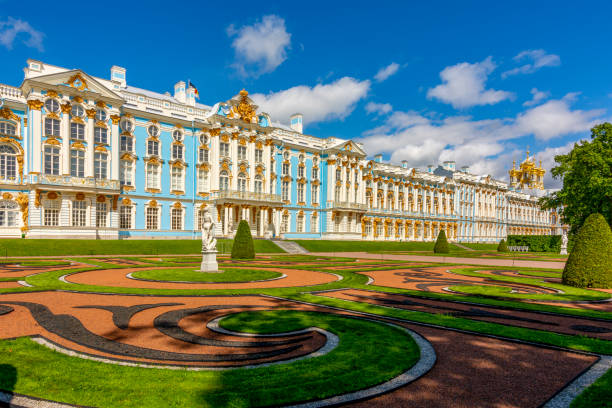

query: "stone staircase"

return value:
[271, 240, 309, 254]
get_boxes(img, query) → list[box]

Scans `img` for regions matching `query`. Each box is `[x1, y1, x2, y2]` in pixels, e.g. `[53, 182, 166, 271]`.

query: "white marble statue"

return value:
[199, 207, 220, 272]
[560, 230, 568, 255]
[201, 207, 217, 252]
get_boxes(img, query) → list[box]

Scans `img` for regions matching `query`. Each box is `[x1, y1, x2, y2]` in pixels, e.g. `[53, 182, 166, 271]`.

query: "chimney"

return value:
[290, 113, 303, 133]
[174, 81, 186, 103]
[427, 164, 435, 173]
[461, 165, 470, 173]
[110, 66, 126, 87]
[401, 160, 408, 169]
[374, 154, 383, 163]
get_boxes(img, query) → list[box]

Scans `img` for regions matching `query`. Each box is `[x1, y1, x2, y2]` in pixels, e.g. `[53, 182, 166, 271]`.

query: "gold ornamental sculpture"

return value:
[509, 149, 545, 190]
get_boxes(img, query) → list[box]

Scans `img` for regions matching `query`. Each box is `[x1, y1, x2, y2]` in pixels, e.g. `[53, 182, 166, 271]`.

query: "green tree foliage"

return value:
[231, 220, 255, 259]
[497, 239, 509, 252]
[507, 235, 561, 252]
[433, 230, 449, 254]
[540, 123, 612, 234]
[562, 213, 612, 288]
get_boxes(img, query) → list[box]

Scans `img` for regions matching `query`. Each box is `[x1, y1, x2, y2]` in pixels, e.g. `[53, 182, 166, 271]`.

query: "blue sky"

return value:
[1, 0, 612, 188]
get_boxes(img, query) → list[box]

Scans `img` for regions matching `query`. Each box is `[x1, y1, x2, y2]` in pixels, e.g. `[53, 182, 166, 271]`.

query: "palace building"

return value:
[0, 59, 562, 240]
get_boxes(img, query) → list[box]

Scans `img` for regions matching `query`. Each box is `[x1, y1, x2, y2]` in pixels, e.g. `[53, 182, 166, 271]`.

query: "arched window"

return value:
[237, 172, 247, 192]
[219, 170, 229, 191]
[71, 104, 84, 118]
[0, 200, 19, 227]
[120, 118, 133, 132]
[95, 109, 107, 122]
[296, 212, 304, 233]
[0, 122, 16, 136]
[0, 145, 17, 181]
[365, 191, 372, 208]
[310, 212, 318, 233]
[254, 175, 263, 194]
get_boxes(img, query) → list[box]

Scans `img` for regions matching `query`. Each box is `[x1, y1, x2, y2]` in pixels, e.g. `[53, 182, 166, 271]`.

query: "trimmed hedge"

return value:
[497, 239, 509, 252]
[507, 235, 561, 252]
[563, 213, 612, 289]
[231, 220, 255, 259]
[433, 230, 449, 254]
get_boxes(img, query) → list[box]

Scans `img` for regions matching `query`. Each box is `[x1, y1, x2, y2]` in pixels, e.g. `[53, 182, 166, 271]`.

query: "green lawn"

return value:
[130, 267, 282, 282]
[571, 367, 612, 408]
[0, 311, 419, 408]
[292, 240, 435, 252]
[0, 239, 282, 257]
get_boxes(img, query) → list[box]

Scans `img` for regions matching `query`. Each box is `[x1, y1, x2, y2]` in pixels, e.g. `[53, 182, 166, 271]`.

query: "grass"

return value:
[0, 311, 419, 408]
[130, 268, 283, 283]
[571, 367, 612, 408]
[0, 239, 283, 257]
[292, 240, 435, 252]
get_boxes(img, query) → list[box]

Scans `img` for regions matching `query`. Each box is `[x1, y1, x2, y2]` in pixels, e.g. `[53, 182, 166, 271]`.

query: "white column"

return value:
[85, 109, 95, 178]
[60, 104, 70, 175]
[110, 114, 120, 180]
[29, 101, 43, 174]
[211, 132, 220, 190]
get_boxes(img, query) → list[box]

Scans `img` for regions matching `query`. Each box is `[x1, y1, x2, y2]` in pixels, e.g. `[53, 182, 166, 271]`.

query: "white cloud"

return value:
[502, 49, 561, 78]
[227, 15, 291, 77]
[0, 17, 43, 51]
[356, 95, 605, 182]
[427, 57, 513, 109]
[514, 94, 603, 140]
[523, 88, 550, 107]
[365, 102, 393, 115]
[251, 77, 371, 125]
[374, 62, 400, 82]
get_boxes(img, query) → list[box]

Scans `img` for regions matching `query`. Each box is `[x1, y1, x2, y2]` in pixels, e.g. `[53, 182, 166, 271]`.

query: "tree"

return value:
[433, 230, 449, 254]
[231, 220, 255, 259]
[497, 239, 509, 252]
[562, 213, 612, 288]
[540, 123, 612, 234]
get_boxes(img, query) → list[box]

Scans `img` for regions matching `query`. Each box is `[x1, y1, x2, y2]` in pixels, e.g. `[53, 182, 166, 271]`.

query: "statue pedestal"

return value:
[560, 247, 568, 255]
[199, 250, 221, 273]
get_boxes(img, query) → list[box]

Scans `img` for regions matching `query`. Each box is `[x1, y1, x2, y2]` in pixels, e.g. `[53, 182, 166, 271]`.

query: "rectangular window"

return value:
[94, 127, 108, 144]
[310, 215, 318, 233]
[119, 206, 132, 229]
[44, 208, 59, 226]
[281, 214, 289, 233]
[311, 185, 319, 204]
[44, 146, 60, 175]
[172, 144, 183, 160]
[94, 153, 107, 179]
[70, 149, 85, 178]
[171, 167, 184, 191]
[96, 202, 107, 228]
[147, 140, 159, 156]
[146, 164, 160, 190]
[281, 181, 289, 202]
[297, 215, 304, 233]
[120, 135, 133, 152]
[120, 161, 133, 186]
[237, 145, 247, 160]
[199, 148, 209, 163]
[198, 169, 209, 193]
[44, 118, 60, 137]
[146, 207, 158, 230]
[171, 208, 183, 230]
[71, 201, 86, 227]
[255, 149, 263, 163]
[311, 167, 318, 179]
[298, 166, 304, 178]
[220, 142, 229, 157]
[70, 122, 85, 140]
[297, 183, 304, 203]
[282, 163, 289, 176]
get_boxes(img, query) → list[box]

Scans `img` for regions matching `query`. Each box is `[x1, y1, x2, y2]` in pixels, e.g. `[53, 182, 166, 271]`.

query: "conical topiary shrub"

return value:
[433, 230, 449, 254]
[497, 239, 509, 252]
[563, 213, 612, 288]
[231, 220, 255, 260]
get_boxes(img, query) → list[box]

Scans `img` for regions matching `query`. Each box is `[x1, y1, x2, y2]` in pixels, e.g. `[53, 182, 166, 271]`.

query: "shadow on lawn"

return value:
[0, 364, 17, 404]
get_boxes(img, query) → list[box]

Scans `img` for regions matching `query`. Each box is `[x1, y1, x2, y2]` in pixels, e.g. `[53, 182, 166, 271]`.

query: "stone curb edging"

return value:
[543, 355, 612, 408]
[283, 319, 436, 408]
[125, 271, 288, 284]
[0, 390, 90, 408]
